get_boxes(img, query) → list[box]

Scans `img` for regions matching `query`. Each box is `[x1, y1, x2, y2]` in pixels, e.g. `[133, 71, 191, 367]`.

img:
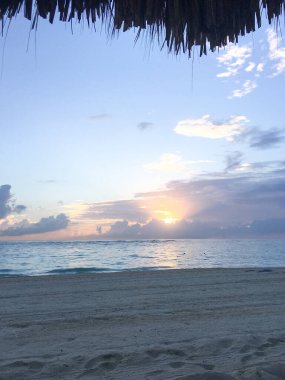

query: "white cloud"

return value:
[236, 163, 252, 171]
[229, 80, 257, 98]
[143, 154, 188, 172]
[217, 45, 252, 78]
[256, 63, 264, 72]
[216, 70, 237, 78]
[245, 62, 256, 72]
[174, 115, 249, 140]
[143, 154, 212, 173]
[267, 29, 285, 77]
[216, 42, 266, 97]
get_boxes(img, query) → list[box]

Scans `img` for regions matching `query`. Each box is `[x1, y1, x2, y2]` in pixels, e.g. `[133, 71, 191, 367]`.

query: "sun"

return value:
[163, 217, 176, 224]
[153, 208, 180, 225]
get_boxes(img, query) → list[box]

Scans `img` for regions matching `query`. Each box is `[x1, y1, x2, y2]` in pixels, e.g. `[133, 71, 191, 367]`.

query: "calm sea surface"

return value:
[0, 239, 284, 276]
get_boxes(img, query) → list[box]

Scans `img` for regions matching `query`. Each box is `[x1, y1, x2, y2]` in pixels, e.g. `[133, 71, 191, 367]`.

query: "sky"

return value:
[0, 15, 285, 240]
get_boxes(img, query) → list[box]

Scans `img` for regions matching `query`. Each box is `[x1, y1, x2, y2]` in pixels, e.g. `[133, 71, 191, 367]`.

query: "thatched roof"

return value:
[1, 0, 284, 55]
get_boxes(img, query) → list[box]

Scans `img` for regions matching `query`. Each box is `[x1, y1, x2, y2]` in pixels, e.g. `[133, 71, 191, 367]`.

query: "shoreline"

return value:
[1, 265, 284, 278]
[1, 268, 285, 379]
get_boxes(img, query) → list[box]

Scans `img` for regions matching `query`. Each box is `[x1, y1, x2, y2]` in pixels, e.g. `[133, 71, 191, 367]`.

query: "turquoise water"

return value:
[0, 239, 284, 276]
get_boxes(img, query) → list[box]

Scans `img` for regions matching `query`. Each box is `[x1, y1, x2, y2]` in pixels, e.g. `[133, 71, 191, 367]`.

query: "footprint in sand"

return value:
[0, 359, 45, 379]
[4, 360, 44, 371]
[146, 349, 162, 359]
[146, 347, 187, 359]
[258, 363, 285, 379]
[174, 372, 236, 380]
[79, 352, 122, 377]
[84, 352, 122, 370]
[258, 336, 285, 352]
[145, 369, 165, 378]
[239, 344, 254, 354]
[167, 349, 187, 357]
[241, 354, 252, 363]
[196, 363, 215, 371]
[169, 361, 186, 368]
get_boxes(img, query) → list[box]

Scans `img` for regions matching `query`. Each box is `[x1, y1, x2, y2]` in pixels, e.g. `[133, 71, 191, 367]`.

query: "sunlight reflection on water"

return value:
[0, 239, 284, 276]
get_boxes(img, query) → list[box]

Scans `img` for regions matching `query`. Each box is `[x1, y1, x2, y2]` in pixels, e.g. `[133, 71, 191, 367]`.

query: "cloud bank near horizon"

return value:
[0, 214, 69, 237]
[0, 184, 70, 237]
[83, 159, 285, 239]
[101, 217, 285, 239]
[1, 154, 285, 240]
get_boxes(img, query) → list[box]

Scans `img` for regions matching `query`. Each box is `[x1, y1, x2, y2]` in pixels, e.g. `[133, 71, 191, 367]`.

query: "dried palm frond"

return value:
[1, 0, 284, 55]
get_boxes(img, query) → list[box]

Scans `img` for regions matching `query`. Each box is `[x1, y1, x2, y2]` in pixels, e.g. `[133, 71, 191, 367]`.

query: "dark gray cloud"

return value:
[0, 185, 26, 219]
[105, 220, 142, 238]
[240, 127, 285, 149]
[135, 162, 285, 229]
[0, 213, 69, 236]
[89, 113, 110, 120]
[224, 151, 243, 172]
[13, 205, 27, 213]
[167, 170, 285, 224]
[235, 177, 285, 209]
[137, 122, 153, 131]
[0, 185, 13, 219]
[83, 200, 150, 223]
[81, 161, 285, 238]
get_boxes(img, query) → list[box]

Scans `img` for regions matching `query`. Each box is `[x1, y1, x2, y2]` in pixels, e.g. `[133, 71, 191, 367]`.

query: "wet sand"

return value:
[0, 268, 285, 379]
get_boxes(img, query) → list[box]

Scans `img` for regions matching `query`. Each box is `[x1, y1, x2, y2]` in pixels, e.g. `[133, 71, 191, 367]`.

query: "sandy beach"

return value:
[0, 268, 285, 379]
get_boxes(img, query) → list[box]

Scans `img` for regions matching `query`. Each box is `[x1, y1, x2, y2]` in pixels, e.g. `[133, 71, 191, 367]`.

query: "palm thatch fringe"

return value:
[1, 0, 284, 55]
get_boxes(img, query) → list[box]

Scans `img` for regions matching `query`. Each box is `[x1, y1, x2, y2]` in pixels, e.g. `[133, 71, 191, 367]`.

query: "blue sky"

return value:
[0, 16, 285, 239]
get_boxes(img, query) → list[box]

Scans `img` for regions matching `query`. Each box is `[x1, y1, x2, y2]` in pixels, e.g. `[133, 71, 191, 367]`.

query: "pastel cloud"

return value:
[144, 154, 212, 173]
[82, 200, 150, 224]
[174, 115, 249, 140]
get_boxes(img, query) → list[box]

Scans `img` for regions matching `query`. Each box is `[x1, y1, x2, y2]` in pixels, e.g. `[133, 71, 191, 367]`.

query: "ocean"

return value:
[0, 239, 284, 276]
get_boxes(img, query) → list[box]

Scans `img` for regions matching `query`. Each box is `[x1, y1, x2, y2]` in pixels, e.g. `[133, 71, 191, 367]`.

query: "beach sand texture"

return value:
[0, 268, 285, 379]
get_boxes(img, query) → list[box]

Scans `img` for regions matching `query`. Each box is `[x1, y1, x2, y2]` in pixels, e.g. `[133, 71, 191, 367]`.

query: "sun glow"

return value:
[163, 217, 177, 224]
[144, 195, 196, 226]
